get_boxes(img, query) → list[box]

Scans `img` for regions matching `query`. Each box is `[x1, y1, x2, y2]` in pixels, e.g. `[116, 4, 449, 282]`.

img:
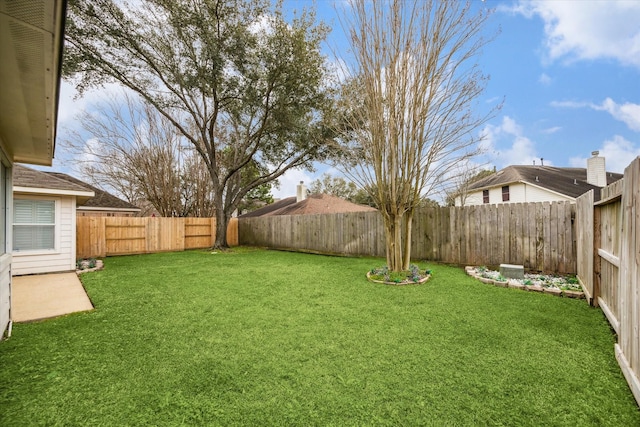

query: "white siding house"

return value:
[463, 182, 575, 206]
[456, 153, 623, 206]
[0, 0, 67, 337]
[12, 166, 94, 275]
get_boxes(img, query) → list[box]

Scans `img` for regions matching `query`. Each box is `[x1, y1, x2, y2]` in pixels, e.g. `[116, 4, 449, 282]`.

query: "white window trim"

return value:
[12, 195, 61, 255]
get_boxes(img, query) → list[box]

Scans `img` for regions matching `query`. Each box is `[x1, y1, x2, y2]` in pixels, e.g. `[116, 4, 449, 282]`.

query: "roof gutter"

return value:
[52, 0, 68, 158]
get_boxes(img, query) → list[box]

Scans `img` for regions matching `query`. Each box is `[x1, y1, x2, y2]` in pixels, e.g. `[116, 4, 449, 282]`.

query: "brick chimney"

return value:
[296, 181, 307, 202]
[587, 151, 607, 187]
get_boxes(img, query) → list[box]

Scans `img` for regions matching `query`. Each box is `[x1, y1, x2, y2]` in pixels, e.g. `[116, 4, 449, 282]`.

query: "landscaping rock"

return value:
[467, 266, 584, 300]
[508, 280, 525, 290]
[563, 290, 585, 299]
[543, 287, 563, 296]
[493, 280, 508, 288]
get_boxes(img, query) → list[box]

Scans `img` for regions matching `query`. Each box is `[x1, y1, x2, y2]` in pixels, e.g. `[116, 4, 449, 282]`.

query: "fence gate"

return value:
[576, 158, 640, 406]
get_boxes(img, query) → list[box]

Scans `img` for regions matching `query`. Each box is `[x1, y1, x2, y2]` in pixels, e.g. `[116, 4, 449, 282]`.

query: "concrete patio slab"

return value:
[12, 273, 93, 322]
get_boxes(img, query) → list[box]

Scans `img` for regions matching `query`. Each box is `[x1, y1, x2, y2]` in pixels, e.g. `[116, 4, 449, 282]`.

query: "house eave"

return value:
[0, 0, 67, 166]
[469, 180, 521, 193]
[469, 180, 577, 201]
[14, 186, 95, 199]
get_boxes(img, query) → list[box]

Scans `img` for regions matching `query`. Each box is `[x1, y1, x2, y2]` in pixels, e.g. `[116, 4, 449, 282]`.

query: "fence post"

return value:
[592, 204, 601, 307]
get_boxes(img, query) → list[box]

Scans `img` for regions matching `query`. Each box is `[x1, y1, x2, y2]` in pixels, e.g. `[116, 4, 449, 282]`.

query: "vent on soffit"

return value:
[3, 0, 46, 29]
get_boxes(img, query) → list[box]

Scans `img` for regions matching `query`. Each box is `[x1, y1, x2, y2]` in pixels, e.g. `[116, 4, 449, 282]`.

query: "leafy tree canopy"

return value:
[64, 0, 337, 247]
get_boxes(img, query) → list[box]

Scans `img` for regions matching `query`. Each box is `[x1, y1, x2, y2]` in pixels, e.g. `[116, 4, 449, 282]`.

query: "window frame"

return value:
[12, 196, 60, 254]
[0, 162, 7, 255]
[502, 185, 510, 202]
[482, 189, 489, 204]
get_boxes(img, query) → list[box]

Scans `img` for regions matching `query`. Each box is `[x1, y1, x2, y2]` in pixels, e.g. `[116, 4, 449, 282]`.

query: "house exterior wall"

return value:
[459, 182, 573, 206]
[12, 195, 77, 276]
[0, 147, 12, 338]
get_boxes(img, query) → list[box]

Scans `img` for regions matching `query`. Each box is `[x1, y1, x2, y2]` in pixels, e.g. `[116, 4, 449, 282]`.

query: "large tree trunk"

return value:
[213, 200, 229, 249]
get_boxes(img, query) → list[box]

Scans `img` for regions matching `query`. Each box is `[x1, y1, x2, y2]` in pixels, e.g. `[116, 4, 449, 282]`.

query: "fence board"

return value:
[76, 216, 237, 258]
[239, 201, 576, 273]
[576, 190, 594, 301]
[76, 216, 106, 259]
[617, 158, 640, 404]
[575, 157, 640, 406]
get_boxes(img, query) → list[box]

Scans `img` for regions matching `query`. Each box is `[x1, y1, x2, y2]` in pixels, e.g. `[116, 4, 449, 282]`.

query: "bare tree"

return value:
[339, 0, 499, 271]
[65, 93, 216, 216]
[63, 0, 336, 247]
[445, 165, 495, 207]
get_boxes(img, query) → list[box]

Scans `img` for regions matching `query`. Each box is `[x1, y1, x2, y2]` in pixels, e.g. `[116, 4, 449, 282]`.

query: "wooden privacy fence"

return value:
[239, 201, 576, 274]
[76, 217, 239, 258]
[576, 157, 640, 406]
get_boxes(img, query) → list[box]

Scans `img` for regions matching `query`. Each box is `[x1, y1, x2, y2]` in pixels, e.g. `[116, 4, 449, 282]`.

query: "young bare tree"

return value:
[338, 0, 499, 271]
[63, 0, 336, 247]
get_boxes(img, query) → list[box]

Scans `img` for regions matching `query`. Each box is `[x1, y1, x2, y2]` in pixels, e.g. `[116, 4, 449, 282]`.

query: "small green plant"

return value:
[409, 264, 422, 282]
[88, 258, 97, 269]
[496, 275, 507, 282]
[369, 264, 428, 284]
[76, 259, 84, 270]
[369, 266, 390, 282]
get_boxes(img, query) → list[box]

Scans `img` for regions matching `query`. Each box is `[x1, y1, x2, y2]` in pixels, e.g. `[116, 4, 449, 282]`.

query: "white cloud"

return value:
[481, 116, 545, 168]
[512, 0, 640, 69]
[541, 126, 561, 135]
[569, 135, 640, 173]
[594, 98, 640, 132]
[57, 81, 127, 129]
[551, 98, 640, 132]
[549, 100, 589, 109]
[271, 169, 314, 200]
[538, 73, 552, 85]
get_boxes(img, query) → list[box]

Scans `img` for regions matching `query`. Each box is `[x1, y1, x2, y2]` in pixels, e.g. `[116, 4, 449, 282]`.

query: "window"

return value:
[482, 190, 489, 204]
[0, 163, 6, 255]
[13, 199, 56, 251]
[502, 186, 510, 202]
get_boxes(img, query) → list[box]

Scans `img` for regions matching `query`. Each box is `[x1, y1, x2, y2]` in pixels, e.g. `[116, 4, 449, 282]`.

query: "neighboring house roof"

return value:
[13, 165, 94, 203]
[45, 172, 141, 213]
[241, 194, 377, 217]
[239, 197, 297, 218]
[467, 165, 623, 200]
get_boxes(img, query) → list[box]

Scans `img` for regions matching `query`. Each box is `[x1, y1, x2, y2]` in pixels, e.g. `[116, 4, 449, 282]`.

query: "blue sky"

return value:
[55, 0, 640, 199]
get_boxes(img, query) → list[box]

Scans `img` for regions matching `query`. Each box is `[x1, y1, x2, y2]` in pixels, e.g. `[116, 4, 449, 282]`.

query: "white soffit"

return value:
[0, 0, 65, 165]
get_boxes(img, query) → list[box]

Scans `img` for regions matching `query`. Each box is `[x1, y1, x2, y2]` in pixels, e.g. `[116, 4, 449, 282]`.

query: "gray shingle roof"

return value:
[45, 172, 140, 211]
[468, 165, 623, 200]
[240, 194, 377, 217]
[239, 197, 297, 218]
[13, 165, 139, 211]
[13, 164, 92, 193]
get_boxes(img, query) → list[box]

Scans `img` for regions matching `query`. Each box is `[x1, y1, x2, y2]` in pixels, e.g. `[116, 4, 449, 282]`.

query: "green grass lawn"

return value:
[1, 249, 638, 426]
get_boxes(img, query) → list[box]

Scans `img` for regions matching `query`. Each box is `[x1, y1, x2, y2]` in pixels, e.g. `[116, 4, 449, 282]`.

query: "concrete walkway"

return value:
[12, 273, 93, 322]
